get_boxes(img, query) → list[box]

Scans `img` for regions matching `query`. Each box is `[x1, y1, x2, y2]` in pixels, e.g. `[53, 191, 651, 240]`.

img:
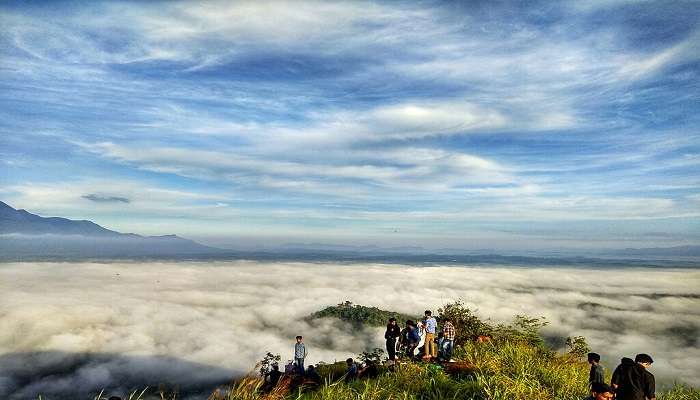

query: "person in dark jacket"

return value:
[385, 317, 401, 362]
[400, 320, 418, 359]
[611, 357, 635, 389]
[612, 354, 656, 400]
[588, 352, 605, 386]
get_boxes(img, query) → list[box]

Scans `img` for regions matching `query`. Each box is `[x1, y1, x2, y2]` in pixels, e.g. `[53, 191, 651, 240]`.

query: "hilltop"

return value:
[306, 301, 414, 328]
[208, 301, 699, 400]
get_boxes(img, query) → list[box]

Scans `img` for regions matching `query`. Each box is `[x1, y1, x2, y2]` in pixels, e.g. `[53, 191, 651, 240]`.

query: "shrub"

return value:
[565, 336, 590, 359]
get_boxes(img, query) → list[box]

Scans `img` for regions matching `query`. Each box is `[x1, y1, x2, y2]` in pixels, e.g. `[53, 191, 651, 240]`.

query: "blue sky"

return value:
[1, 0, 698, 250]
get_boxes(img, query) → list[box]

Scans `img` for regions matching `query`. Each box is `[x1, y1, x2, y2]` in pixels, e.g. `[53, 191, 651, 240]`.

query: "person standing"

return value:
[294, 335, 307, 375]
[613, 353, 656, 400]
[385, 318, 401, 362]
[423, 310, 437, 360]
[588, 352, 606, 386]
[441, 317, 456, 362]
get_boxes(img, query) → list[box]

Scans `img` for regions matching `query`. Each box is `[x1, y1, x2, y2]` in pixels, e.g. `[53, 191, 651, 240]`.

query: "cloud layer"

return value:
[0, 261, 698, 399]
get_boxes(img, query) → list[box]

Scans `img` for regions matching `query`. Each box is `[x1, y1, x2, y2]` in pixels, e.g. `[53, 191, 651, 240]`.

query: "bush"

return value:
[437, 300, 493, 343]
[565, 336, 590, 359]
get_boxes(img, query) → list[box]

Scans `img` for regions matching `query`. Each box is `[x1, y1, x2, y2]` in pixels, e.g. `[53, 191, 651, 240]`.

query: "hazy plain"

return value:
[1, 261, 698, 399]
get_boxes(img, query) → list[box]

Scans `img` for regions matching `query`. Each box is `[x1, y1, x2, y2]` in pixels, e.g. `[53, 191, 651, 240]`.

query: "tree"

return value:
[565, 336, 590, 359]
[437, 300, 493, 344]
[258, 352, 281, 377]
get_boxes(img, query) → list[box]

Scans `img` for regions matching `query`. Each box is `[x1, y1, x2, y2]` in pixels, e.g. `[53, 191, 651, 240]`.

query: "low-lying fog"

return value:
[1, 261, 698, 399]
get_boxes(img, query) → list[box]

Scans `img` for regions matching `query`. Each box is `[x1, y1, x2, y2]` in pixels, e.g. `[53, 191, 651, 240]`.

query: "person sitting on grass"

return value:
[585, 382, 615, 400]
[306, 364, 321, 386]
[359, 360, 379, 379]
[345, 358, 359, 382]
[588, 352, 605, 386]
[266, 364, 282, 389]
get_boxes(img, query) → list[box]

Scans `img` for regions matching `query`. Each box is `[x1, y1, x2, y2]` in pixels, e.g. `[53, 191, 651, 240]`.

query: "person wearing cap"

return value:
[585, 382, 615, 400]
[613, 353, 656, 400]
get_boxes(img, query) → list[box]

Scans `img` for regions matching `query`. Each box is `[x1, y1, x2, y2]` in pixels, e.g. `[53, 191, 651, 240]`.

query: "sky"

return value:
[1, 0, 699, 250]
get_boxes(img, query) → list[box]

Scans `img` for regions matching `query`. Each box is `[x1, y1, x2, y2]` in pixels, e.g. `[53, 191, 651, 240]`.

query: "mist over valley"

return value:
[1, 261, 698, 399]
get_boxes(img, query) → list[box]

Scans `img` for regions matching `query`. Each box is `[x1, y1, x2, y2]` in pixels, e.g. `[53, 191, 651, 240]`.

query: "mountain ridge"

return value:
[0, 200, 222, 257]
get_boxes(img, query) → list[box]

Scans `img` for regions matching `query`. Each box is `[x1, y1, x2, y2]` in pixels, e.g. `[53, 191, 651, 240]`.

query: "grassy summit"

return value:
[211, 301, 699, 400]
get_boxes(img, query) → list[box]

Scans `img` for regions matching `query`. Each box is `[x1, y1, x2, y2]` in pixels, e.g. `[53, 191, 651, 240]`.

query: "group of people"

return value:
[586, 352, 656, 400]
[268, 319, 657, 400]
[384, 310, 457, 363]
[266, 310, 457, 390]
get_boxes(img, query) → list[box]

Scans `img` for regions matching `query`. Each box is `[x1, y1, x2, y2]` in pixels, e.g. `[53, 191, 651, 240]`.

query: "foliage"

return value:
[60, 301, 700, 400]
[437, 300, 493, 343]
[437, 300, 549, 348]
[357, 348, 384, 365]
[565, 336, 590, 359]
[491, 314, 549, 348]
[258, 352, 282, 378]
[307, 301, 414, 328]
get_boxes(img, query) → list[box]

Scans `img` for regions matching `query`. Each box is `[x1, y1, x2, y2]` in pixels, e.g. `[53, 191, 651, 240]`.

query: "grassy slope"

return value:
[215, 340, 699, 400]
[212, 300, 700, 400]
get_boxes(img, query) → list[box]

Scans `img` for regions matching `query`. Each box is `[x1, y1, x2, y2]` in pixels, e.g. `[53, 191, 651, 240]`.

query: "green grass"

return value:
[84, 341, 700, 400]
[44, 301, 700, 400]
[210, 340, 699, 400]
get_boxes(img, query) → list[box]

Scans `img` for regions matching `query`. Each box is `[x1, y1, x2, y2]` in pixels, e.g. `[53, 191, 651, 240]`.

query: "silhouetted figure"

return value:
[612, 354, 656, 400]
[266, 364, 282, 388]
[283, 359, 294, 374]
[585, 382, 614, 400]
[360, 361, 379, 379]
[306, 364, 321, 385]
[588, 352, 605, 386]
[385, 317, 401, 361]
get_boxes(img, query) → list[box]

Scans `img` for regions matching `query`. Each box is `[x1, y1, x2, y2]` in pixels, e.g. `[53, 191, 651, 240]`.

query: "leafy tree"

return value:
[437, 300, 494, 344]
[565, 336, 590, 359]
[358, 348, 385, 365]
[258, 352, 281, 377]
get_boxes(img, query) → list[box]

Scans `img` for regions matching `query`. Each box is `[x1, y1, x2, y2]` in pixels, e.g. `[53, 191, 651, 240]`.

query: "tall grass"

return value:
[210, 340, 699, 400]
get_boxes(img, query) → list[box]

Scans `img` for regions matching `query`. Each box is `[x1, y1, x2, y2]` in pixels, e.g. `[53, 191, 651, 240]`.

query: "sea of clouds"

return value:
[0, 261, 698, 399]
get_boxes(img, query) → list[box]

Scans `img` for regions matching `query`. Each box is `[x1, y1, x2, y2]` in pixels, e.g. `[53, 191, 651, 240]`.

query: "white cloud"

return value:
[618, 32, 700, 79]
[0, 261, 698, 399]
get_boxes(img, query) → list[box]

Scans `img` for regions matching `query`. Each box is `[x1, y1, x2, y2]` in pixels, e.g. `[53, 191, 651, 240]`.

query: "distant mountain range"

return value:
[0, 201, 221, 258]
[1, 200, 698, 263]
[605, 245, 700, 257]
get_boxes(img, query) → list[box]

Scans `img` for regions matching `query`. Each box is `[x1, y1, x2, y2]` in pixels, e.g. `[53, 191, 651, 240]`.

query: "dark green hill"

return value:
[306, 301, 415, 327]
